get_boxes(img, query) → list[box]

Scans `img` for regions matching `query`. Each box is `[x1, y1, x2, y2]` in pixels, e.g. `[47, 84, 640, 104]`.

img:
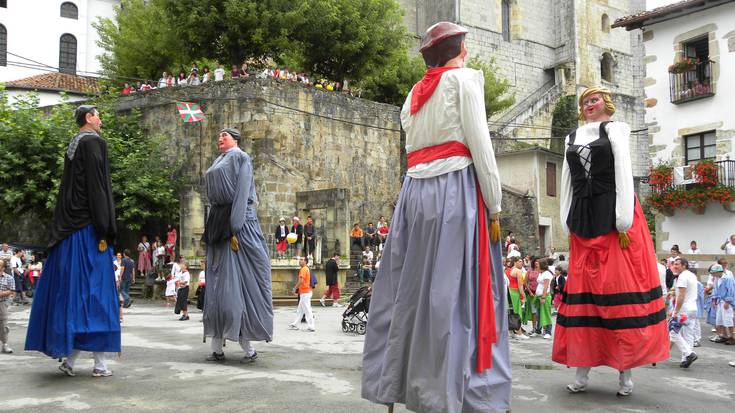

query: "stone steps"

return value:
[272, 295, 334, 307]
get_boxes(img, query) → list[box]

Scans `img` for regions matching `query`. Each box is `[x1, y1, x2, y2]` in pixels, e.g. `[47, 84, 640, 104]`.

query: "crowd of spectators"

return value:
[350, 216, 390, 286]
[120, 62, 361, 97]
[0, 243, 43, 306]
[501, 232, 568, 341]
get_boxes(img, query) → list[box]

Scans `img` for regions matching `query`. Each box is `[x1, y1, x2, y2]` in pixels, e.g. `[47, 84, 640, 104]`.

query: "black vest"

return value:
[565, 121, 617, 238]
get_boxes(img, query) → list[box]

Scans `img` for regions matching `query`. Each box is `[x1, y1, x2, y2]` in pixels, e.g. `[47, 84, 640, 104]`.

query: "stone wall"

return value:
[116, 78, 402, 258]
[500, 184, 540, 257]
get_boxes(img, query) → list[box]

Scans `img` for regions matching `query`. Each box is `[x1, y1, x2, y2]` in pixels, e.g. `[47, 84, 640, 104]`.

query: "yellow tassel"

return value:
[618, 231, 631, 249]
[490, 219, 501, 243]
[230, 236, 239, 252]
[98, 239, 107, 252]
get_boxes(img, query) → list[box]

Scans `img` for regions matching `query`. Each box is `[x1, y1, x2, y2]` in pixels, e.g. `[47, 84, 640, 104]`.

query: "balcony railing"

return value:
[651, 160, 735, 192]
[669, 60, 715, 104]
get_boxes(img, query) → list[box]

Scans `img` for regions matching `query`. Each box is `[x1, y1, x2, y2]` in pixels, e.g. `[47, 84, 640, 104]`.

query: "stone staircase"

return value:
[490, 79, 563, 138]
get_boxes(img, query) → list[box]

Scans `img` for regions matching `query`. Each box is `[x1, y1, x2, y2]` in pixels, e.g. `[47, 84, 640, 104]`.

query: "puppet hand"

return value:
[98, 239, 108, 252]
[618, 232, 631, 249]
[230, 236, 239, 252]
[490, 215, 501, 243]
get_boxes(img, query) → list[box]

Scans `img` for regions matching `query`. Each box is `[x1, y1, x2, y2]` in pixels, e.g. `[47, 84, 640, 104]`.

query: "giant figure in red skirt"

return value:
[552, 86, 669, 396]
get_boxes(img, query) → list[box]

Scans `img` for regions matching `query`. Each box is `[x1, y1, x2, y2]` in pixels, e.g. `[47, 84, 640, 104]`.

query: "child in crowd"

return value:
[165, 273, 177, 307]
[175, 262, 190, 321]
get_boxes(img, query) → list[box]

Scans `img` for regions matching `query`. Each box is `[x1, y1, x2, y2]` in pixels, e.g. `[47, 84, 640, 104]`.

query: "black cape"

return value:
[48, 132, 116, 248]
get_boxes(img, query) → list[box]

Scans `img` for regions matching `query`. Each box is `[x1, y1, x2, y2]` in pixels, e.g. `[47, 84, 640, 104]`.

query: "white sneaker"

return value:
[333, 303, 343, 308]
[307, 328, 316, 332]
[319, 297, 325, 307]
[729, 361, 735, 367]
[543, 334, 551, 339]
[288, 324, 299, 330]
[1, 343, 13, 354]
[514, 334, 529, 340]
[617, 386, 633, 397]
[566, 383, 586, 393]
[528, 332, 538, 338]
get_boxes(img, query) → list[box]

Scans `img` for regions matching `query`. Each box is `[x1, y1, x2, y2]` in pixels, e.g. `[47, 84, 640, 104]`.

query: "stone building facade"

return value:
[399, 0, 648, 179]
[116, 78, 403, 260]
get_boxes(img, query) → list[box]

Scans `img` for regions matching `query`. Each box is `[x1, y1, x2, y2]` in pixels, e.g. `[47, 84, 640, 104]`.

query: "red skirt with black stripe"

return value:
[551, 198, 670, 371]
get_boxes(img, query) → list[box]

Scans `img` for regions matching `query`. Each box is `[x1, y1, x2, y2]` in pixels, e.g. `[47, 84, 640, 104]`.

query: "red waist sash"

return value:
[407, 140, 472, 169]
[406, 140, 497, 373]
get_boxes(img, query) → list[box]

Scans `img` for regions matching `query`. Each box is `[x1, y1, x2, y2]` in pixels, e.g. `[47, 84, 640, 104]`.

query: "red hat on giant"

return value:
[419, 21, 469, 52]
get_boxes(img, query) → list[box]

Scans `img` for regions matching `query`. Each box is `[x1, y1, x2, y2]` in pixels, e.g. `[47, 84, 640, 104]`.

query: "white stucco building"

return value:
[0, 0, 118, 104]
[614, 0, 735, 254]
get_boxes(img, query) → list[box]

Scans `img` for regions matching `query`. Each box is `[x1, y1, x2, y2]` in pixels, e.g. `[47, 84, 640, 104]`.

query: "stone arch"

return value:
[601, 13, 610, 33]
[601, 52, 614, 83]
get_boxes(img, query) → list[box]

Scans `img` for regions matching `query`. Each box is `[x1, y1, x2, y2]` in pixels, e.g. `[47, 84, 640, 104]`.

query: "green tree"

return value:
[550, 95, 578, 153]
[95, 0, 188, 81]
[466, 56, 515, 118]
[0, 87, 180, 234]
[95, 0, 415, 99]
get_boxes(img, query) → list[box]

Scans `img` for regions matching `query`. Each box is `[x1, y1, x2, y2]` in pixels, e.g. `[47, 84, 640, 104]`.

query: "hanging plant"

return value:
[649, 163, 673, 191]
[694, 159, 718, 187]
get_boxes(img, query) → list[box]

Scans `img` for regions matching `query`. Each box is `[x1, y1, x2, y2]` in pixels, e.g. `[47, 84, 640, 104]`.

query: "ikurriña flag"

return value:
[176, 102, 205, 122]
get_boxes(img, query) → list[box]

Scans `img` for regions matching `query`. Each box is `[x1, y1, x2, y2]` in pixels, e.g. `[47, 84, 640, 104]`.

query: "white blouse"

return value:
[401, 68, 503, 214]
[560, 121, 634, 235]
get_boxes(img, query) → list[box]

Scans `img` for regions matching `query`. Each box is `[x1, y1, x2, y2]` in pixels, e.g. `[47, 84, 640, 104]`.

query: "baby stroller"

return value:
[342, 286, 371, 335]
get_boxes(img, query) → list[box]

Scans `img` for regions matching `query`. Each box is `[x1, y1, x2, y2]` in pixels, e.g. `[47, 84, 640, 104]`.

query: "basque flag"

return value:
[176, 102, 205, 122]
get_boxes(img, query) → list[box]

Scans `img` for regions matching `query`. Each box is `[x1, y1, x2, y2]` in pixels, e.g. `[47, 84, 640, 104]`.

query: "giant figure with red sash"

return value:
[361, 22, 511, 413]
[552, 86, 669, 396]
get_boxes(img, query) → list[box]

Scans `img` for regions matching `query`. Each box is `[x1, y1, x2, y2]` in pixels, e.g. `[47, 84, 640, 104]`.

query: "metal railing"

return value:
[490, 78, 556, 133]
[652, 160, 735, 192]
[669, 60, 714, 104]
[265, 233, 322, 264]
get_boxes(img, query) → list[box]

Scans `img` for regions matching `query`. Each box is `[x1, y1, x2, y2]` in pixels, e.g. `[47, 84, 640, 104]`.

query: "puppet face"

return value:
[217, 132, 238, 153]
[87, 110, 102, 134]
[581, 93, 608, 122]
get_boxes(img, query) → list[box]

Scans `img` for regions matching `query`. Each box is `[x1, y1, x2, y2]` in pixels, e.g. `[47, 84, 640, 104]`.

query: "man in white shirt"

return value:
[670, 257, 699, 368]
[158, 72, 168, 88]
[213, 63, 225, 82]
[0, 244, 12, 262]
[720, 235, 735, 255]
[507, 244, 521, 259]
[10, 250, 28, 304]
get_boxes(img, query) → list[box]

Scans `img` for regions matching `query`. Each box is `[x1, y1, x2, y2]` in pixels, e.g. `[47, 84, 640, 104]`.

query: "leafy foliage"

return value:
[0, 86, 180, 233]
[466, 56, 515, 118]
[550, 95, 578, 153]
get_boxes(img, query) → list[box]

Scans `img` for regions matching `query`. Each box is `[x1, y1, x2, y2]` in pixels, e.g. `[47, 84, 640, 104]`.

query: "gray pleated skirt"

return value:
[362, 166, 511, 413]
[204, 219, 274, 342]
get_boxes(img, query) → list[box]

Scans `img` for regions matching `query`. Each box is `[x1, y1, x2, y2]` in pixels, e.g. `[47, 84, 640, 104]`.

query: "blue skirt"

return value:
[25, 225, 120, 358]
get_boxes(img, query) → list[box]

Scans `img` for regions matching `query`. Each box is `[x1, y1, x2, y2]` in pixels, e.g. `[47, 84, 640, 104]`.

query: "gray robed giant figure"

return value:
[202, 127, 273, 362]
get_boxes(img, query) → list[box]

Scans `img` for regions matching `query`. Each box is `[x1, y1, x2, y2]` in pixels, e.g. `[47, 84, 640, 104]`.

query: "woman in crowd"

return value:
[201, 67, 211, 83]
[177, 72, 187, 86]
[536, 259, 553, 339]
[553, 86, 668, 396]
[274, 218, 289, 260]
[166, 225, 177, 262]
[523, 257, 541, 336]
[137, 235, 152, 279]
[508, 256, 528, 340]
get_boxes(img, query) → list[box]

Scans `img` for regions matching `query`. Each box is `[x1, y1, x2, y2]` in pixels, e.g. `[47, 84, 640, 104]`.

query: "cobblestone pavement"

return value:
[0, 302, 733, 412]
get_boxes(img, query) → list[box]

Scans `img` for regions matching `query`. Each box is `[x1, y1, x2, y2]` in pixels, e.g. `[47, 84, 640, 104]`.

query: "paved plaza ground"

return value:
[0, 302, 733, 412]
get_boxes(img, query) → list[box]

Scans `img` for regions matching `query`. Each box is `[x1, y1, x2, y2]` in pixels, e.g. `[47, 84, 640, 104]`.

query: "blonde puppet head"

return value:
[578, 86, 616, 121]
